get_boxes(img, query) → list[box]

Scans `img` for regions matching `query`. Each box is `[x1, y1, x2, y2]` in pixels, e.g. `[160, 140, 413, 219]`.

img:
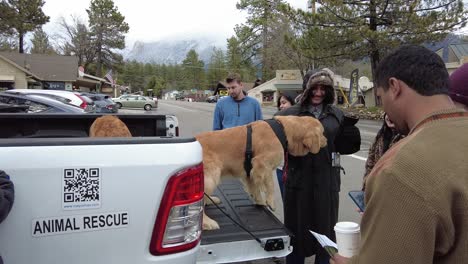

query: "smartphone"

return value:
[348, 190, 365, 212]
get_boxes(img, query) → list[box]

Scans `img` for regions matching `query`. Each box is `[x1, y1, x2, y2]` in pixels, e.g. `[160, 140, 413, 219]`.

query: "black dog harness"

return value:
[243, 119, 288, 177]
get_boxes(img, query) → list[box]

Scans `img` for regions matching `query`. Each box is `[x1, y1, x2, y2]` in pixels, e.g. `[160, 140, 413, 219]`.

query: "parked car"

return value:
[112, 95, 156, 111]
[5, 89, 94, 112]
[206, 95, 217, 103]
[80, 92, 117, 113]
[175, 94, 185, 101]
[0, 102, 29, 113]
[0, 92, 86, 113]
[77, 94, 96, 112]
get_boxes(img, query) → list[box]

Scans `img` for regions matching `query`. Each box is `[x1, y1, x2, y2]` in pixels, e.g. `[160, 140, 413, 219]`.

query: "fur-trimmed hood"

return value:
[300, 69, 335, 106]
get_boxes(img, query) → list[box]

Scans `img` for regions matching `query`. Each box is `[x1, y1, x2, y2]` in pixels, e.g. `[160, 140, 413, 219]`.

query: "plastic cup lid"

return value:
[334, 221, 360, 233]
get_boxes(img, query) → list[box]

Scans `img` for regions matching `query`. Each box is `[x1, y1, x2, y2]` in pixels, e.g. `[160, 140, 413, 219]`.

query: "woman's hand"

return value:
[330, 253, 350, 264]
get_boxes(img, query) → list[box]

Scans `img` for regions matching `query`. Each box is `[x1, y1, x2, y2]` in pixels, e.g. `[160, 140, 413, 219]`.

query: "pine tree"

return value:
[87, 0, 129, 77]
[236, 0, 290, 80]
[0, 0, 49, 53]
[207, 48, 228, 90]
[181, 49, 206, 90]
[289, 0, 468, 103]
[0, 35, 17, 52]
[58, 16, 95, 71]
[225, 36, 256, 81]
[31, 28, 55, 54]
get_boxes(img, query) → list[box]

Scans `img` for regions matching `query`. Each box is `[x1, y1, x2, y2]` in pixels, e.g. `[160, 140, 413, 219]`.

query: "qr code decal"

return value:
[63, 168, 101, 210]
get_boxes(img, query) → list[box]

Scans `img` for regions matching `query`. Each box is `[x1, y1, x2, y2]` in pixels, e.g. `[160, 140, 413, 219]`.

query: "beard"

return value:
[230, 91, 242, 100]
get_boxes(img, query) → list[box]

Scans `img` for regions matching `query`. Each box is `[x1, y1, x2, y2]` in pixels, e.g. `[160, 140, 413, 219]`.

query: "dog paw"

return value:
[203, 218, 220, 230]
[205, 195, 221, 205]
[267, 201, 276, 211]
[254, 201, 267, 207]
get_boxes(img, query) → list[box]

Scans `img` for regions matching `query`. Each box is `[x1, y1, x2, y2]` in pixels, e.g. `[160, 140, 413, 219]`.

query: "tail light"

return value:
[74, 94, 88, 109]
[150, 163, 204, 255]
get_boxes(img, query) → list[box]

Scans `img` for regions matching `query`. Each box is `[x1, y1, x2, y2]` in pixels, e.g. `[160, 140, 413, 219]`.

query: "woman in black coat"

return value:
[0, 170, 14, 264]
[275, 69, 360, 264]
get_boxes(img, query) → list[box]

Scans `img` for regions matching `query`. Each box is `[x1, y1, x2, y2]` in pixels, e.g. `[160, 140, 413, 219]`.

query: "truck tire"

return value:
[144, 104, 152, 111]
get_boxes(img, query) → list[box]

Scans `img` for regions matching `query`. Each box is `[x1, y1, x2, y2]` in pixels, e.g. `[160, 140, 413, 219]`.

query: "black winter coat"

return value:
[0, 170, 14, 264]
[0, 170, 14, 223]
[275, 104, 358, 257]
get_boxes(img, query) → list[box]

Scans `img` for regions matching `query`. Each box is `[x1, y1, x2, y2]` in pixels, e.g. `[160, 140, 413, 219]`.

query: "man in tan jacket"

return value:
[331, 45, 468, 264]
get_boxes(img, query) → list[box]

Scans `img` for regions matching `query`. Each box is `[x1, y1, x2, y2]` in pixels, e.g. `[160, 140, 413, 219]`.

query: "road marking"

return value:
[348, 154, 367, 161]
[159, 102, 196, 112]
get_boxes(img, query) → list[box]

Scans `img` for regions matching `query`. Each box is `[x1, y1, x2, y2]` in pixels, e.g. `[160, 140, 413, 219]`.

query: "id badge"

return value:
[332, 152, 341, 167]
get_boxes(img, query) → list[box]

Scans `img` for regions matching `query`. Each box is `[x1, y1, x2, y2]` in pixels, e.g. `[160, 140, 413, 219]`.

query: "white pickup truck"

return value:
[0, 113, 291, 264]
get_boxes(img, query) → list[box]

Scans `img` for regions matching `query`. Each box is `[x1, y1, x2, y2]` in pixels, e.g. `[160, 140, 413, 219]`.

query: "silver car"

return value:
[112, 95, 156, 111]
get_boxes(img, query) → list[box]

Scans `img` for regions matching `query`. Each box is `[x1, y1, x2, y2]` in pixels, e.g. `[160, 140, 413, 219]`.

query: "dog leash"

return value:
[204, 193, 262, 244]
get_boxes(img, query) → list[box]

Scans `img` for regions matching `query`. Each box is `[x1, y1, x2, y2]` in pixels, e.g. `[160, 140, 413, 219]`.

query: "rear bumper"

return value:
[197, 237, 291, 263]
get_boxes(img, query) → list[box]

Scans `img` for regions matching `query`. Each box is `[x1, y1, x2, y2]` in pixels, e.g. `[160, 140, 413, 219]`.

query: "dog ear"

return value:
[300, 117, 327, 154]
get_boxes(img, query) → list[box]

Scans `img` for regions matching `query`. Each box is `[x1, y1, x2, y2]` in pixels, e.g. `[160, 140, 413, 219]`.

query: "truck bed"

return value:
[199, 179, 291, 263]
[203, 179, 289, 245]
[0, 113, 169, 138]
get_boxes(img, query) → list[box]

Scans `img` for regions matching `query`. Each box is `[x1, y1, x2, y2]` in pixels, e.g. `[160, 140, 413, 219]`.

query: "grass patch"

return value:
[366, 106, 382, 113]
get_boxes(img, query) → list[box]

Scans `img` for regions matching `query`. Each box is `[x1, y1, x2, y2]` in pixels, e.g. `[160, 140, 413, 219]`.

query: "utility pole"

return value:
[308, 0, 316, 69]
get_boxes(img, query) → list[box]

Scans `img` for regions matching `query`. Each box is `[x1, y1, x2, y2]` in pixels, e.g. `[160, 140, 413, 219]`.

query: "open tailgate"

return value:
[198, 179, 291, 263]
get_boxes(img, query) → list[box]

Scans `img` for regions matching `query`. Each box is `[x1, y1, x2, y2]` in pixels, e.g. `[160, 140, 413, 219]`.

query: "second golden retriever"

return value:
[89, 115, 132, 137]
[195, 115, 327, 230]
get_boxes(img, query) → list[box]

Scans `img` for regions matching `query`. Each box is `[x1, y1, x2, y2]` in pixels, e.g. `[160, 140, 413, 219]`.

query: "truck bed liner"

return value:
[202, 179, 290, 245]
[0, 113, 168, 138]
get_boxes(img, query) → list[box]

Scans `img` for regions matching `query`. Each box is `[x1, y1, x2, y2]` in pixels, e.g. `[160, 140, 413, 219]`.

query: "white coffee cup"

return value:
[334, 221, 360, 257]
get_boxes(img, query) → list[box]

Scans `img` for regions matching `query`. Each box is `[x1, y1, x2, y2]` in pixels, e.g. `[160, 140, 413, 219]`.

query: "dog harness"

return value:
[264, 119, 288, 150]
[243, 119, 288, 178]
[244, 124, 253, 178]
[264, 119, 289, 182]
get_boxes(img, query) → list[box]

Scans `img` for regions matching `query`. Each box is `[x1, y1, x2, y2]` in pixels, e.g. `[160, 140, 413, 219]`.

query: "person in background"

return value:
[276, 69, 361, 264]
[212, 73, 263, 130]
[1, 170, 14, 264]
[449, 63, 468, 110]
[331, 45, 468, 264]
[362, 113, 403, 190]
[293, 70, 318, 104]
[277, 93, 295, 111]
[275, 92, 296, 198]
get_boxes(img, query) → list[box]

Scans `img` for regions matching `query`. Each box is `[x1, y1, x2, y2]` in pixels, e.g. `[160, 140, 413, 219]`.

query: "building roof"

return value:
[450, 43, 468, 61]
[0, 54, 42, 80]
[0, 52, 78, 82]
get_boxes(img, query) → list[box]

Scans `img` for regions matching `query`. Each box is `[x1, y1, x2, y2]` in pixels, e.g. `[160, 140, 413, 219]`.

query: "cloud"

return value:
[43, 0, 308, 46]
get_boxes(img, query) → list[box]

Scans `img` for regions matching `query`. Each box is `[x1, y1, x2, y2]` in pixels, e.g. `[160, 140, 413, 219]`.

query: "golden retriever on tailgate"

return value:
[195, 115, 327, 230]
[89, 115, 132, 137]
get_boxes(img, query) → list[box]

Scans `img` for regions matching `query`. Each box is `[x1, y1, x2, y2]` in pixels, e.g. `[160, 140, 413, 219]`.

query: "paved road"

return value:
[120, 100, 382, 263]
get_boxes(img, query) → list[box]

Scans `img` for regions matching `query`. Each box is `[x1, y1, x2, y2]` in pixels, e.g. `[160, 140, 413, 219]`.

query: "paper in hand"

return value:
[309, 230, 338, 257]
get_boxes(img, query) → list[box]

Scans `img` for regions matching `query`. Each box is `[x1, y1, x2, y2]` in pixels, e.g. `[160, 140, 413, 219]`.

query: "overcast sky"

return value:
[43, 0, 309, 48]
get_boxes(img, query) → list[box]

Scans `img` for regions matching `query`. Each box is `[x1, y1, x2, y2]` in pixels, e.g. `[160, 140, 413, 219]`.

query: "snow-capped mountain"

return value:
[125, 37, 225, 64]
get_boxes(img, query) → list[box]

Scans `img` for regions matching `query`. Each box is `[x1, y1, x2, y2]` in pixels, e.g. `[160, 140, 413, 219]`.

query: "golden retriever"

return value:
[195, 115, 327, 230]
[89, 115, 132, 137]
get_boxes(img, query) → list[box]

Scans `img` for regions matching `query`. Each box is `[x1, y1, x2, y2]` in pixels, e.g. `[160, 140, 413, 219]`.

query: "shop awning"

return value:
[0, 75, 15, 82]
